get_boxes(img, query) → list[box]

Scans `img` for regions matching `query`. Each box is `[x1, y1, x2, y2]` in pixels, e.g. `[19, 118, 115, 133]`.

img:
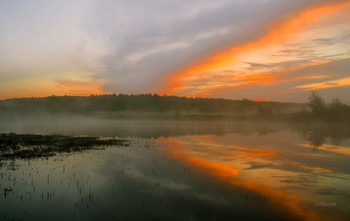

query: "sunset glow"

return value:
[1, 0, 350, 102]
[158, 1, 350, 100]
[1, 2, 350, 219]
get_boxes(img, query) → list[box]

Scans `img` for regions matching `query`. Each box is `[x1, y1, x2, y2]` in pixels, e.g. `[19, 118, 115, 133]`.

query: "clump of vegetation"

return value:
[0, 133, 129, 162]
[293, 92, 350, 122]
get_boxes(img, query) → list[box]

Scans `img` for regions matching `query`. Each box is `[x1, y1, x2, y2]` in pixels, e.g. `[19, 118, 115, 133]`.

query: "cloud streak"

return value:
[157, 0, 350, 98]
[295, 76, 350, 91]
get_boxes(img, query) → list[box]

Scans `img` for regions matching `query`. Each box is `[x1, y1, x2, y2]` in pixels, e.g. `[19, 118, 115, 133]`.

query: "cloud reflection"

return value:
[162, 132, 350, 221]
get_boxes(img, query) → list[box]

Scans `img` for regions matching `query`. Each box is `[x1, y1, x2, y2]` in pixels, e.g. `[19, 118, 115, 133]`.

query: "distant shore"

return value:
[1, 93, 349, 122]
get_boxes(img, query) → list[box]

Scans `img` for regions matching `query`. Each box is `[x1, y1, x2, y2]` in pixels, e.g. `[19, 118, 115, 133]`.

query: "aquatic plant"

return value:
[0, 133, 129, 162]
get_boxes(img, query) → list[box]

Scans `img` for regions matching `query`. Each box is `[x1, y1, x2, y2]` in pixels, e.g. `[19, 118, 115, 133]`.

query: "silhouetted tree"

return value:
[307, 91, 326, 115]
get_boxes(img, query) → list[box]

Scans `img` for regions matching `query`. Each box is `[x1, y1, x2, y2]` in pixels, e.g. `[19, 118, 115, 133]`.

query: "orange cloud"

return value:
[294, 76, 350, 91]
[54, 80, 107, 96]
[0, 71, 109, 99]
[312, 167, 333, 172]
[158, 1, 350, 97]
[177, 73, 278, 97]
[242, 74, 276, 83]
[279, 60, 333, 75]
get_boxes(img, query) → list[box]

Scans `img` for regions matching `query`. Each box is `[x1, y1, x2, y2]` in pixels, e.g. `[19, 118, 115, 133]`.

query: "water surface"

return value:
[0, 117, 349, 220]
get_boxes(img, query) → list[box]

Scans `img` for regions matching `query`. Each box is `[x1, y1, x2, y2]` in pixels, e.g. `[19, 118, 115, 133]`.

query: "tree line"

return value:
[0, 93, 297, 116]
[0, 93, 348, 121]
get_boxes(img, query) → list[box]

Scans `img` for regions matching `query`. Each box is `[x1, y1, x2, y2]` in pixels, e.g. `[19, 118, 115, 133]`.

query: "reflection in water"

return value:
[164, 133, 350, 221]
[0, 119, 349, 220]
[294, 123, 350, 150]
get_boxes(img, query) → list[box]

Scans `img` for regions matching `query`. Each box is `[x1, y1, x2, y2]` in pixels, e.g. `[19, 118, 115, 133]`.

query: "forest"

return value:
[0, 93, 349, 121]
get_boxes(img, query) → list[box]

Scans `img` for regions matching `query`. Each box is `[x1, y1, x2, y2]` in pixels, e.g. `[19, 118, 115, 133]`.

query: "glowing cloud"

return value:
[54, 80, 106, 96]
[295, 76, 350, 91]
[0, 71, 108, 99]
[158, 1, 350, 97]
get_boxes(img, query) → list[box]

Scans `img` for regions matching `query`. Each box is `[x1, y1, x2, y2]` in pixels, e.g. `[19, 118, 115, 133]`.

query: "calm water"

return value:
[0, 117, 349, 220]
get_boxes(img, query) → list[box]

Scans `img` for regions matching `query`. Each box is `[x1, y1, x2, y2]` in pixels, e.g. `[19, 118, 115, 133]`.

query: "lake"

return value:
[0, 116, 349, 220]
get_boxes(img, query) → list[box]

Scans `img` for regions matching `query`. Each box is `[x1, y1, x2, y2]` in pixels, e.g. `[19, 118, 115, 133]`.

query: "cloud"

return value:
[314, 37, 336, 46]
[0, 70, 108, 99]
[209, 57, 350, 102]
[54, 80, 107, 96]
[1, 0, 350, 101]
[86, 0, 339, 92]
[156, 0, 350, 98]
[295, 77, 350, 91]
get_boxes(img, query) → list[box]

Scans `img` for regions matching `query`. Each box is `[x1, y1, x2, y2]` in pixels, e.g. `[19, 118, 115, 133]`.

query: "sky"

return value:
[0, 0, 350, 103]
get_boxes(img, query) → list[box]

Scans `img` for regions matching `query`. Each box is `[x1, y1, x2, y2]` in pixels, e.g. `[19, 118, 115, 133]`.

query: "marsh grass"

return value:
[0, 133, 129, 162]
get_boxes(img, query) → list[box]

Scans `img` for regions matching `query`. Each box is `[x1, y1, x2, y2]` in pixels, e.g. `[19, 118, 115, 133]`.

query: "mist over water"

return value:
[0, 115, 349, 220]
[1, 0, 350, 219]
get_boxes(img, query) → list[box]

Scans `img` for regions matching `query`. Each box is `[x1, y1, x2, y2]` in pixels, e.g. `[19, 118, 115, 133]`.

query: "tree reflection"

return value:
[294, 123, 350, 151]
